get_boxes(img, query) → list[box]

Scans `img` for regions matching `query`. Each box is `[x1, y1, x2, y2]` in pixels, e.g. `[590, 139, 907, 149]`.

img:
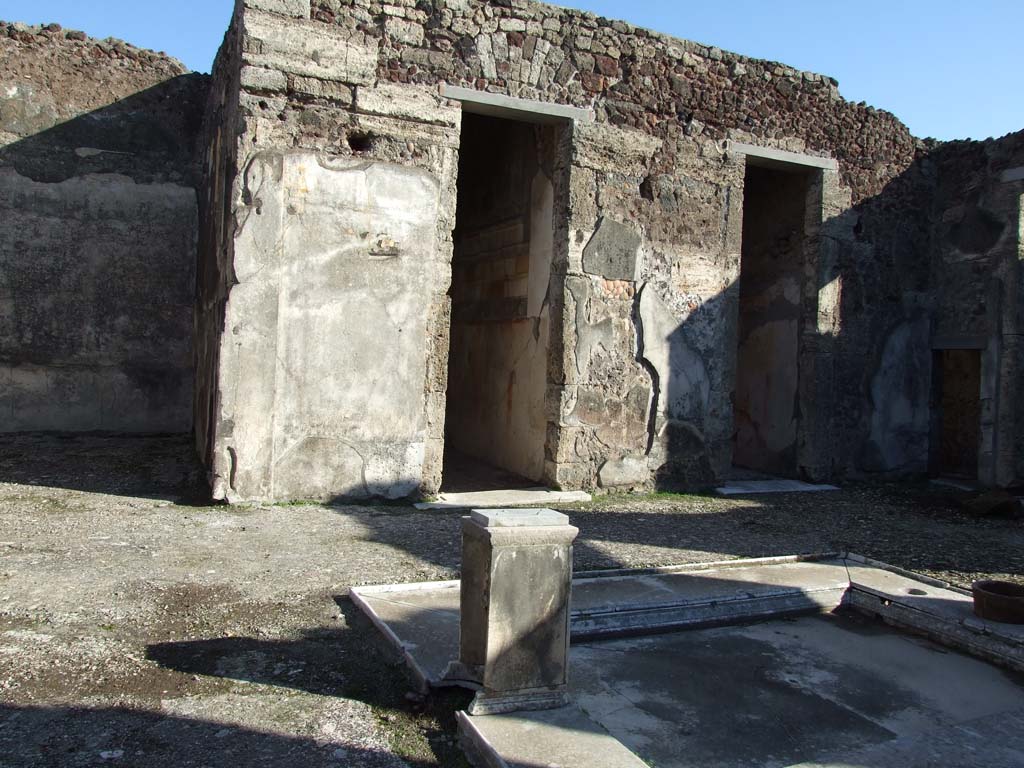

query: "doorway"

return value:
[733, 163, 811, 476]
[442, 113, 559, 491]
[931, 349, 982, 480]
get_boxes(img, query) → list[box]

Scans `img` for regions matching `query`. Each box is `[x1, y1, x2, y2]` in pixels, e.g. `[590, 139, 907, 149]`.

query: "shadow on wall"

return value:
[640, 280, 736, 491]
[832, 132, 1023, 485]
[645, 131, 1023, 491]
[0, 75, 206, 436]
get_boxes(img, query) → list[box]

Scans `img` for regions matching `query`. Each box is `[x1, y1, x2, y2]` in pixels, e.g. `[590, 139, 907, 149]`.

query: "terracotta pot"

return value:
[972, 580, 1024, 624]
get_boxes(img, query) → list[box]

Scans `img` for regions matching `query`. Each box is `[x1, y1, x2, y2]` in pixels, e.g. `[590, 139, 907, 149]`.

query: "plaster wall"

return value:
[0, 173, 197, 432]
[196, 1, 462, 502]
[214, 153, 446, 501]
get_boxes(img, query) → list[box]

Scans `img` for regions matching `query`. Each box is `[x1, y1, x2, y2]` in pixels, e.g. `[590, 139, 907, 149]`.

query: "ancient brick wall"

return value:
[0, 22, 208, 432]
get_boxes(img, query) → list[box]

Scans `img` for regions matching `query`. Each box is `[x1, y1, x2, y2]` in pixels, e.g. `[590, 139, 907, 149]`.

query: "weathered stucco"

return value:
[0, 172, 197, 431]
[212, 152, 449, 502]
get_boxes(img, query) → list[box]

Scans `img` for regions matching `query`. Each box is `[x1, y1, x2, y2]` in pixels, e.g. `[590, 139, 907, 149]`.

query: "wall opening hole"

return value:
[639, 175, 655, 201]
[732, 163, 811, 477]
[347, 131, 375, 153]
[930, 348, 982, 480]
[441, 113, 559, 493]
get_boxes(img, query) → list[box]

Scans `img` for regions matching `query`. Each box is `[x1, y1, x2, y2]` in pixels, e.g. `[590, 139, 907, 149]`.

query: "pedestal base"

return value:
[468, 688, 571, 716]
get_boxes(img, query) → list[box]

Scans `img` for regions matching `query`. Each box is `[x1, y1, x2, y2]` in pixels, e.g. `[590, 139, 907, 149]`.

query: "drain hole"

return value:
[908, 588, 928, 596]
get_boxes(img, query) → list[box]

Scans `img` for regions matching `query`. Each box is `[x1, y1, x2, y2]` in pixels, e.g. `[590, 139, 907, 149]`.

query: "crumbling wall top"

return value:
[231, 0, 927, 201]
[1, 20, 194, 140]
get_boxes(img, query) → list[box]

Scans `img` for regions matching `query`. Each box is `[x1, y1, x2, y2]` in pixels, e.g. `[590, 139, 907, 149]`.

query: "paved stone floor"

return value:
[573, 612, 1024, 768]
[0, 434, 1022, 766]
[465, 612, 1024, 768]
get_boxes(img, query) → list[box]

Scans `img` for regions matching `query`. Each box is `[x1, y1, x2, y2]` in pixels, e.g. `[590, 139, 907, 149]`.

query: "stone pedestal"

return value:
[451, 508, 579, 715]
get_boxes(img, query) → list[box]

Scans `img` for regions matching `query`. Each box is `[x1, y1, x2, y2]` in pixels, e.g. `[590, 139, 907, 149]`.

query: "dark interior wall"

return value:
[0, 22, 207, 433]
[734, 164, 809, 475]
[932, 349, 981, 478]
[446, 114, 554, 481]
[1018, 192, 1024, 486]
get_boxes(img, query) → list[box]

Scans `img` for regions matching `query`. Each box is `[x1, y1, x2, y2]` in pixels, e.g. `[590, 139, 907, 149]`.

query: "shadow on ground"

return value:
[0, 433, 210, 504]
[0, 703, 423, 768]
[345, 483, 1024, 586]
[143, 598, 472, 767]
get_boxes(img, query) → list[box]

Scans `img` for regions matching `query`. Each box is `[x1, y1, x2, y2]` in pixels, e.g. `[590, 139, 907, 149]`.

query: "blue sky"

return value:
[4, 0, 1020, 141]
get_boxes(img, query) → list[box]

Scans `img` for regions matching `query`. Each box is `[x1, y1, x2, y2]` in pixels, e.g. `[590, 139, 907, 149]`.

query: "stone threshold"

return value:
[414, 487, 592, 510]
[715, 478, 841, 495]
[456, 705, 649, 768]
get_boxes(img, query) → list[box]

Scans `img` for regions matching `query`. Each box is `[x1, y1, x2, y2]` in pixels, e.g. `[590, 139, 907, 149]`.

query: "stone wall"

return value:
[0, 22, 207, 432]
[310, 0, 920, 203]
[926, 131, 1024, 487]
[196, 0, 464, 501]
[195, 0, 1022, 500]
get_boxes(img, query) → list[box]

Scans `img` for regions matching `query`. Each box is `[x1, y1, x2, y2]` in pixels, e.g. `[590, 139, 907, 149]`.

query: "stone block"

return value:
[384, 17, 424, 46]
[452, 509, 579, 715]
[582, 217, 641, 281]
[568, 165, 598, 227]
[572, 121, 662, 176]
[469, 508, 570, 527]
[242, 10, 377, 85]
[0, 81, 59, 138]
[244, 0, 310, 19]
[289, 75, 354, 104]
[355, 83, 460, 127]
[547, 461, 595, 490]
[240, 65, 287, 93]
[598, 456, 649, 488]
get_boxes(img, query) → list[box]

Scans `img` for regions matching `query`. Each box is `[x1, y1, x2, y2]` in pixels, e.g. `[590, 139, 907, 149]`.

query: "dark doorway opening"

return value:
[733, 163, 810, 477]
[442, 113, 558, 492]
[931, 349, 982, 480]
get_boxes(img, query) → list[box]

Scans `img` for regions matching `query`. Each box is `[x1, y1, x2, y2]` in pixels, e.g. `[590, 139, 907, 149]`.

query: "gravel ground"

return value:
[0, 434, 1021, 767]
